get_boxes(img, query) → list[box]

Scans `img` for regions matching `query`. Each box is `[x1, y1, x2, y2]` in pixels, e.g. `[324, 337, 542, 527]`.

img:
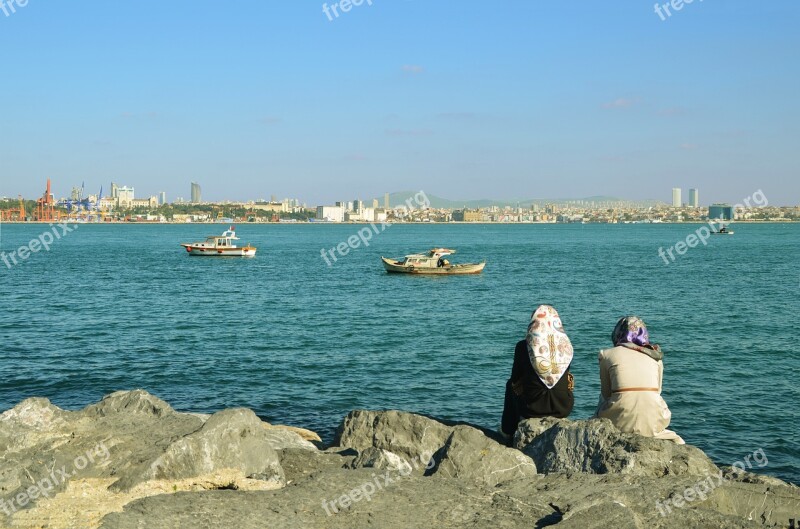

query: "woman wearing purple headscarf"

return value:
[594, 316, 684, 444]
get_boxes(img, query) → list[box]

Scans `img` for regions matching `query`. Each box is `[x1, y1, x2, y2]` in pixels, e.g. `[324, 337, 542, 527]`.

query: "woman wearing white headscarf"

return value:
[594, 316, 684, 444]
[501, 305, 575, 438]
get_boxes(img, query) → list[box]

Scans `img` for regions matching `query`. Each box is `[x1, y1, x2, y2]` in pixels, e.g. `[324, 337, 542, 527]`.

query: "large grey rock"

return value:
[520, 417, 719, 477]
[98, 468, 800, 529]
[261, 426, 318, 452]
[513, 416, 567, 449]
[430, 425, 537, 486]
[335, 410, 452, 465]
[0, 390, 286, 525]
[345, 447, 414, 473]
[110, 408, 285, 491]
[336, 410, 535, 486]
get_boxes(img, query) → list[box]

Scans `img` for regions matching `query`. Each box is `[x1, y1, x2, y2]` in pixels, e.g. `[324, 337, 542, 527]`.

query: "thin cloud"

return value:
[258, 116, 282, 125]
[437, 112, 476, 120]
[658, 107, 688, 117]
[680, 143, 698, 150]
[401, 64, 425, 74]
[119, 111, 159, 119]
[602, 98, 639, 109]
[385, 128, 433, 137]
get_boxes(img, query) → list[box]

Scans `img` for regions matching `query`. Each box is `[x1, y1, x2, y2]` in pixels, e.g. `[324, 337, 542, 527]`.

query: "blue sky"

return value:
[0, 1, 798, 205]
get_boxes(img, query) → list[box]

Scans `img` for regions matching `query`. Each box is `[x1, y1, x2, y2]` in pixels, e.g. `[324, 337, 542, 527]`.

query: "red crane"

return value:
[35, 179, 56, 222]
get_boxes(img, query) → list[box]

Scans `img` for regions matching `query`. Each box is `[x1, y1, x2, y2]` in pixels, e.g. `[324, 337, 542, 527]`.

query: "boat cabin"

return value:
[399, 248, 456, 269]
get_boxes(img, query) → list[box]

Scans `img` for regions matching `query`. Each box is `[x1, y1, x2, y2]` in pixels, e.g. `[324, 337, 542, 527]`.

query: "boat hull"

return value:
[182, 245, 257, 257]
[381, 257, 485, 275]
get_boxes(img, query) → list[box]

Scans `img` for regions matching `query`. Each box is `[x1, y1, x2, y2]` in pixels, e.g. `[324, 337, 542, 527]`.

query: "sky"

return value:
[0, 0, 798, 205]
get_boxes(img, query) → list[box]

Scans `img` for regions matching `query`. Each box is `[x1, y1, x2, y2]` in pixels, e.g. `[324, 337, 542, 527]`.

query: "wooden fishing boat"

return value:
[381, 248, 485, 275]
[710, 220, 735, 235]
[181, 226, 257, 257]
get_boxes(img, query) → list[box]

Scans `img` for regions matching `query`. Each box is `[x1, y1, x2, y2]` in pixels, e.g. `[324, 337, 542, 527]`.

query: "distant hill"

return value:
[370, 191, 664, 209]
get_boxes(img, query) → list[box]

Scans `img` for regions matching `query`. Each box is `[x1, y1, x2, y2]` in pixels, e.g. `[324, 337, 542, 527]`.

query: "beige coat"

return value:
[595, 346, 683, 443]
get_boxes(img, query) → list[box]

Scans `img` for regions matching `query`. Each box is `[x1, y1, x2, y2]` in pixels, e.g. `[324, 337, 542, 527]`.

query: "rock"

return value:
[261, 424, 319, 452]
[270, 424, 322, 444]
[346, 447, 414, 473]
[0, 390, 290, 529]
[0, 397, 72, 453]
[2, 393, 798, 529]
[519, 417, 719, 477]
[430, 425, 537, 486]
[110, 408, 285, 491]
[83, 390, 176, 418]
[335, 410, 452, 465]
[512, 416, 567, 450]
[336, 410, 536, 486]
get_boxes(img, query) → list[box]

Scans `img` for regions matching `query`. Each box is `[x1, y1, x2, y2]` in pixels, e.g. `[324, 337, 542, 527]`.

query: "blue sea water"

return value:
[0, 222, 798, 483]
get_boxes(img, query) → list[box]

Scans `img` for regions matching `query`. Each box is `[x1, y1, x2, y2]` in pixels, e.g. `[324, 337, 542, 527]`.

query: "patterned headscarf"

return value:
[612, 316, 663, 360]
[526, 305, 574, 388]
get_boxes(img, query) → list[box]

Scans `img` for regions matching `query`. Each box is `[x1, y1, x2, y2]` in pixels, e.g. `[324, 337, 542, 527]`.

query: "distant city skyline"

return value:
[3, 181, 796, 208]
[1, 2, 798, 204]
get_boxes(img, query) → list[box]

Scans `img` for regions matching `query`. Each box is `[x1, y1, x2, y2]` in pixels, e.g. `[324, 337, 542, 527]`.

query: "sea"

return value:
[1, 222, 798, 484]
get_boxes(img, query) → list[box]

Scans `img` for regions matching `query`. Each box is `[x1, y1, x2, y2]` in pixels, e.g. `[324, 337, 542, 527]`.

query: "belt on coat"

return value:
[612, 387, 659, 393]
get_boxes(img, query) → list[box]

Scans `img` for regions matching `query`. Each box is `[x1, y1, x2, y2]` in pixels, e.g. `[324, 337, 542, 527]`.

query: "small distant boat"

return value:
[710, 220, 735, 235]
[181, 226, 257, 257]
[381, 248, 485, 275]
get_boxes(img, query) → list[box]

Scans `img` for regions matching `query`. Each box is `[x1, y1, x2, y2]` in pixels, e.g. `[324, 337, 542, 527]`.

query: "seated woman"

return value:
[594, 316, 684, 444]
[501, 305, 575, 439]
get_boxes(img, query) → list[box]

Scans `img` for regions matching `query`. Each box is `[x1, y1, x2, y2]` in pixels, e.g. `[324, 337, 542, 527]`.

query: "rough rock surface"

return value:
[2, 392, 799, 529]
[109, 408, 285, 491]
[335, 410, 452, 465]
[337, 411, 537, 485]
[0, 390, 318, 528]
[519, 417, 719, 477]
[98, 465, 800, 529]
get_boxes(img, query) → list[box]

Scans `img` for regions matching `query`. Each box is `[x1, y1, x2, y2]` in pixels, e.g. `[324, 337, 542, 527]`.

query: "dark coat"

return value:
[501, 340, 574, 436]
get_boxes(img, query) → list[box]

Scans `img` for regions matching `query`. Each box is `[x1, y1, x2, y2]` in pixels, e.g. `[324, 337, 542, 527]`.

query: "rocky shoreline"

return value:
[0, 390, 797, 529]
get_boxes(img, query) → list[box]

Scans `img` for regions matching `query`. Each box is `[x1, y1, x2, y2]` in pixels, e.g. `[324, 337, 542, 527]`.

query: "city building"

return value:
[159, 192, 167, 205]
[689, 188, 699, 208]
[708, 203, 735, 220]
[116, 186, 135, 209]
[131, 196, 159, 209]
[452, 209, 484, 222]
[384, 193, 390, 209]
[316, 205, 345, 222]
[110, 182, 119, 199]
[672, 188, 682, 208]
[372, 199, 379, 209]
[251, 202, 286, 213]
[191, 182, 202, 204]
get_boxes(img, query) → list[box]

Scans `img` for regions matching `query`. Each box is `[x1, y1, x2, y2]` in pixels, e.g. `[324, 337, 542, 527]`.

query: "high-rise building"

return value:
[372, 199, 379, 209]
[159, 192, 167, 205]
[688, 188, 699, 208]
[116, 186, 135, 209]
[672, 188, 682, 208]
[709, 204, 734, 221]
[110, 182, 119, 199]
[384, 193, 390, 209]
[191, 182, 202, 204]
